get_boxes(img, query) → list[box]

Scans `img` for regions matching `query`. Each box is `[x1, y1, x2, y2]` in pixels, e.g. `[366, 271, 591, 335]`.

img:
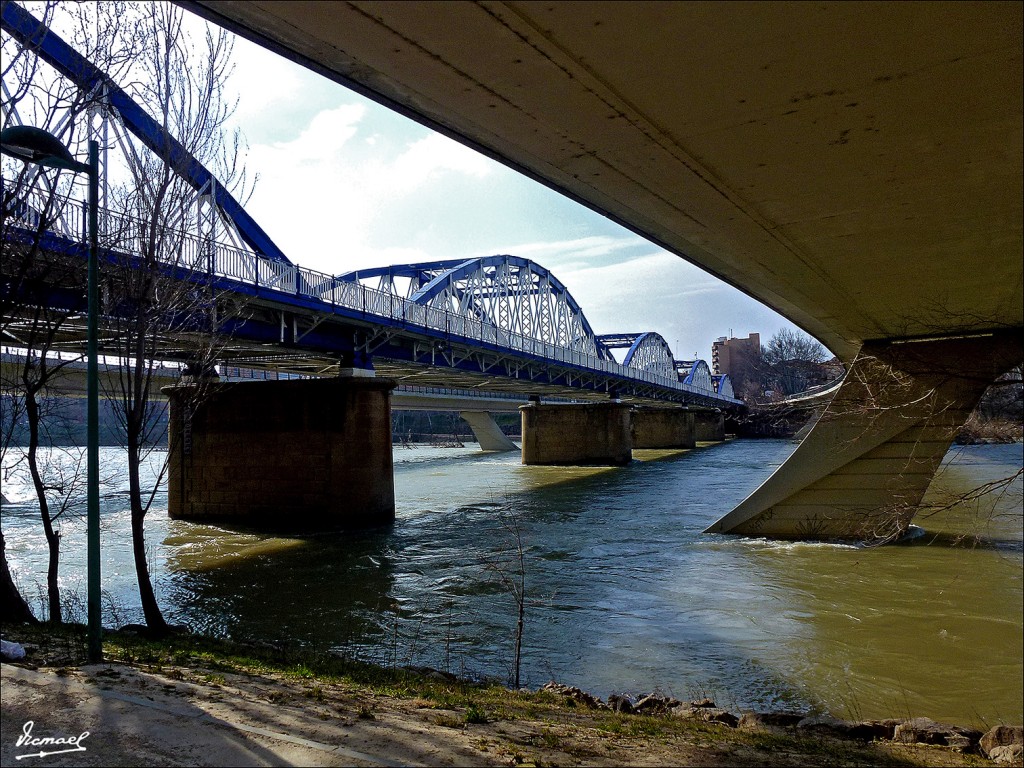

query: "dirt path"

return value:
[2, 661, 987, 767]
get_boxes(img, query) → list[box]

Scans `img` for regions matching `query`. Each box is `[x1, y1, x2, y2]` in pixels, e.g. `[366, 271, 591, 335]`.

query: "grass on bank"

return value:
[0, 622, 991, 767]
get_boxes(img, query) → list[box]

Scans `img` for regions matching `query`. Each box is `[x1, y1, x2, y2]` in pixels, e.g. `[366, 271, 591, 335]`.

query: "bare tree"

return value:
[815, 335, 1019, 545]
[3, 210, 91, 624]
[99, 3, 248, 634]
[4, 1, 247, 632]
[761, 327, 828, 367]
[483, 503, 527, 689]
[0, 530, 36, 623]
[759, 328, 832, 397]
[3, 0, 141, 623]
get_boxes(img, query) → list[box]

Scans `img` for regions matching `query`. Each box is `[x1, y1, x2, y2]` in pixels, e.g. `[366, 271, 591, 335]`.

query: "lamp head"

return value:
[0, 125, 89, 172]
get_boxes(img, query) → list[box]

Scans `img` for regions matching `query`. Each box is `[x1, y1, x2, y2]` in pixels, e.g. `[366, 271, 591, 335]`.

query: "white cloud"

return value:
[546, 250, 797, 359]
[493, 235, 643, 266]
[176, 17, 806, 358]
[378, 134, 492, 195]
[262, 104, 365, 162]
[239, 105, 501, 275]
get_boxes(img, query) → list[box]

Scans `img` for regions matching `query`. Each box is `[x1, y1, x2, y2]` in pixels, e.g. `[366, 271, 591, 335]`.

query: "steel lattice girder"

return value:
[1, 3, 290, 265]
[675, 359, 714, 390]
[2, 7, 739, 408]
[597, 332, 679, 379]
[338, 255, 613, 360]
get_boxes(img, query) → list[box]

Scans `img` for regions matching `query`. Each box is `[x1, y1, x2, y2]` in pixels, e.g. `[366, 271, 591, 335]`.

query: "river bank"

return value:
[732, 406, 1023, 444]
[3, 441, 1022, 729]
[2, 622, 1020, 767]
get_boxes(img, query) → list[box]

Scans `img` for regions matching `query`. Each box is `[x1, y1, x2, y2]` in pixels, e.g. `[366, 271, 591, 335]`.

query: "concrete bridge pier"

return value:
[165, 377, 397, 529]
[458, 411, 518, 451]
[693, 409, 726, 442]
[631, 407, 696, 449]
[706, 332, 1022, 542]
[519, 401, 632, 465]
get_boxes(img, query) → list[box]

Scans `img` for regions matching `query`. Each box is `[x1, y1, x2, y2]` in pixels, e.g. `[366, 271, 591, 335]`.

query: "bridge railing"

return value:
[8, 197, 736, 402]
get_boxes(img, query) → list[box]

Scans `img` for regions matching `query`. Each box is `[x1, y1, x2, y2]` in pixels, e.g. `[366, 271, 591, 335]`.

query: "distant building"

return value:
[711, 333, 760, 376]
[711, 333, 762, 402]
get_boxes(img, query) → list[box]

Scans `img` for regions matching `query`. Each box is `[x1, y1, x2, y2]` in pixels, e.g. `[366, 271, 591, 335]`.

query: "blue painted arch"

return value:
[675, 359, 714, 391]
[596, 332, 676, 379]
[338, 255, 613, 360]
[1, 3, 291, 265]
[713, 374, 735, 398]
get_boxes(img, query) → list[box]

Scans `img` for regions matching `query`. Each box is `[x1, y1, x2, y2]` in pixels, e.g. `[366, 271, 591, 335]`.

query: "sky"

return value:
[213, 22, 806, 362]
[15, 4, 802, 362]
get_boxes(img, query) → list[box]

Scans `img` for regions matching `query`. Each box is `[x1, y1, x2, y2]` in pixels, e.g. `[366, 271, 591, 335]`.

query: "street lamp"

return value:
[1, 125, 101, 662]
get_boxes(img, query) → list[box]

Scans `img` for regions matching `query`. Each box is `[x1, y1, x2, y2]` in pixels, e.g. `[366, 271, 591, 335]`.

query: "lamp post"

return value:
[1, 126, 102, 662]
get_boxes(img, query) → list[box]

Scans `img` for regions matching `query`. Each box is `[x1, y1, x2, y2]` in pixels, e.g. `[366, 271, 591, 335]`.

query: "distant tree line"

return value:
[726, 328, 1021, 440]
[1, 395, 153, 447]
[392, 411, 520, 444]
[725, 327, 842, 403]
[1, 397, 524, 448]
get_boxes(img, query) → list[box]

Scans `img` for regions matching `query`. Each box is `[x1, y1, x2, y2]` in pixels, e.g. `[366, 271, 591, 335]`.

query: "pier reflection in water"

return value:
[2, 440, 1020, 728]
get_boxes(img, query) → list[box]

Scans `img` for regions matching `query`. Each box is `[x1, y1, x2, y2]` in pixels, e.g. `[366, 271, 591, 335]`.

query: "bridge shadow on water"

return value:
[163, 522, 401, 660]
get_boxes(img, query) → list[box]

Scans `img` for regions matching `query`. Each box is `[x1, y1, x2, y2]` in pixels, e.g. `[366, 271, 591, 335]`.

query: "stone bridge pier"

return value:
[165, 377, 396, 530]
[693, 409, 726, 442]
[631, 407, 696, 449]
[519, 401, 633, 465]
[520, 402, 729, 465]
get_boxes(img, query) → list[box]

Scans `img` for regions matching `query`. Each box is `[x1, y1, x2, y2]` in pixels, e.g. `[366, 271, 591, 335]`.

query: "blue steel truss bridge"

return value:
[1, 4, 739, 410]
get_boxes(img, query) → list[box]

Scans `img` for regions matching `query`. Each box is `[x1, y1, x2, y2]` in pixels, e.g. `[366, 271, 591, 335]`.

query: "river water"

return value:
[2, 439, 1021, 728]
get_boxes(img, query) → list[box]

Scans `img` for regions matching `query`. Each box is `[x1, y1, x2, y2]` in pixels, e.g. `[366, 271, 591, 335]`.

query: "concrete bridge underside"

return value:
[184, 1, 1023, 540]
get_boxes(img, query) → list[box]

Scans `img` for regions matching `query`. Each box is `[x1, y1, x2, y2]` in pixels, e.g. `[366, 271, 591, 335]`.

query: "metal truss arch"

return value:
[596, 332, 676, 380]
[1, 3, 290, 265]
[2, 6, 744, 410]
[338, 255, 612, 359]
[713, 374, 735, 399]
[675, 359, 714, 392]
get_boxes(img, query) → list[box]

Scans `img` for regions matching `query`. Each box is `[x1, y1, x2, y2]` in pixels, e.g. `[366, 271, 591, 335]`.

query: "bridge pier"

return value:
[459, 411, 518, 451]
[693, 409, 726, 442]
[706, 333, 1022, 542]
[519, 401, 632, 465]
[165, 377, 396, 529]
[631, 407, 696, 449]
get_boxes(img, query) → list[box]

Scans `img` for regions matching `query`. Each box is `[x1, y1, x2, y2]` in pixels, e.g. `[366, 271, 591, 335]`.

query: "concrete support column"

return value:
[520, 401, 632, 465]
[631, 407, 696, 448]
[459, 411, 518, 451]
[693, 409, 726, 442]
[706, 332, 1022, 542]
[165, 377, 396, 529]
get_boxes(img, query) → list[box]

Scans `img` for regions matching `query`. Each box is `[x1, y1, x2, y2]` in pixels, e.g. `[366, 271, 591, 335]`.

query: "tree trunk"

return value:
[0, 530, 37, 624]
[25, 390, 62, 623]
[130, 507, 167, 633]
[127, 436, 168, 634]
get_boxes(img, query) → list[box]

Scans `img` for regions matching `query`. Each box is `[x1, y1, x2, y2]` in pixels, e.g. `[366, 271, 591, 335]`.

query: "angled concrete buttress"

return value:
[459, 411, 518, 451]
[706, 332, 1022, 543]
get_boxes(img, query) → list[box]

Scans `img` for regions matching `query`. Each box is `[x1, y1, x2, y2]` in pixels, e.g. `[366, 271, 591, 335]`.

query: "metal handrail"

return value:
[4, 195, 739, 403]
